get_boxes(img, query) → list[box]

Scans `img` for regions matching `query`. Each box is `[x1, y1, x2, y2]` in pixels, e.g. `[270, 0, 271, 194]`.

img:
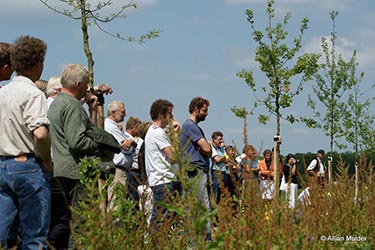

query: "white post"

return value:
[328, 157, 333, 185]
[355, 162, 358, 202]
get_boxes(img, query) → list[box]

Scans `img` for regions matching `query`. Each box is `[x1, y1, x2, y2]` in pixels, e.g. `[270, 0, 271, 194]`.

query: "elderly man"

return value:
[46, 76, 62, 108]
[48, 64, 118, 249]
[0, 36, 52, 250]
[104, 101, 136, 211]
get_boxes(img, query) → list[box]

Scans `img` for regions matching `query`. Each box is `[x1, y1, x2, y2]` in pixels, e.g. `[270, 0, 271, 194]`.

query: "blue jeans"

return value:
[211, 169, 227, 204]
[0, 155, 50, 250]
[126, 169, 143, 204]
[150, 181, 182, 232]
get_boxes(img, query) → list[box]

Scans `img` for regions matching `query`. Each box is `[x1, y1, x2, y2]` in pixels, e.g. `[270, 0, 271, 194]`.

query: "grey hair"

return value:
[46, 76, 62, 96]
[60, 64, 89, 88]
[107, 100, 124, 116]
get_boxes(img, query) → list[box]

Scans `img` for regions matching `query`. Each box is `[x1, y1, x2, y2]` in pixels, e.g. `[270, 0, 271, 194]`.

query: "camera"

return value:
[273, 135, 282, 144]
[328, 156, 333, 161]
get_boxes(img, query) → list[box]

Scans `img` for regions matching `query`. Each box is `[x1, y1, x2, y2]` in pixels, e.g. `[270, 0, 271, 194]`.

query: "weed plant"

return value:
[67, 144, 374, 249]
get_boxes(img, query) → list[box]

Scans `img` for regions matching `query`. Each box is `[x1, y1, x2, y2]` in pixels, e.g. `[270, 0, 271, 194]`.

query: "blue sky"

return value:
[1, 0, 374, 154]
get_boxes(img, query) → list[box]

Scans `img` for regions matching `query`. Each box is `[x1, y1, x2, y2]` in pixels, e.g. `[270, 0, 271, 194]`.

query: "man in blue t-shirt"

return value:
[180, 96, 212, 241]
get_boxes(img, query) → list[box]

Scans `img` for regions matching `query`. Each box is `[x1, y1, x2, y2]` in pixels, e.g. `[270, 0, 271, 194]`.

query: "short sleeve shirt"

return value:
[211, 145, 226, 172]
[145, 124, 175, 187]
[0, 76, 49, 156]
[180, 119, 210, 171]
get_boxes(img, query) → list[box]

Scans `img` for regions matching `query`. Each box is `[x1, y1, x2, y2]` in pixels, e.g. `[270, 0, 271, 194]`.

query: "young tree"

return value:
[340, 51, 375, 161]
[307, 11, 356, 158]
[232, 0, 320, 197]
[40, 0, 159, 127]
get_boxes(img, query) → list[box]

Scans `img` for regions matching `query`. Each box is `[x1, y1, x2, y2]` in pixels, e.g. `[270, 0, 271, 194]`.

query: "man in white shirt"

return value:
[145, 99, 181, 233]
[104, 101, 135, 211]
[0, 36, 52, 250]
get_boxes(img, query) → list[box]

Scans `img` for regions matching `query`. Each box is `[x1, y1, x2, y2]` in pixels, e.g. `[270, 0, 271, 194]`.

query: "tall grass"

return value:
[68, 151, 374, 249]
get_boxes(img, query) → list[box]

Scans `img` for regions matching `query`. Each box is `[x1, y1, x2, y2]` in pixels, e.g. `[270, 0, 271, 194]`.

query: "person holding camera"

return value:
[282, 154, 298, 208]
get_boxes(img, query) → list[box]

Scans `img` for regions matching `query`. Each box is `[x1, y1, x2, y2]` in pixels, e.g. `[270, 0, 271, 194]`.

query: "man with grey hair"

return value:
[48, 64, 118, 249]
[46, 76, 62, 108]
[0, 35, 52, 250]
[105, 100, 136, 211]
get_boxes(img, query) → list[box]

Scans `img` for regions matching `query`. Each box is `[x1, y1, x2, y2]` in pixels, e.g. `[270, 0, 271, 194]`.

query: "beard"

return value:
[196, 113, 206, 123]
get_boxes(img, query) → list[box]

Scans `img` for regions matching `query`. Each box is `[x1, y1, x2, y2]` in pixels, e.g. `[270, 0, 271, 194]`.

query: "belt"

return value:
[0, 153, 36, 162]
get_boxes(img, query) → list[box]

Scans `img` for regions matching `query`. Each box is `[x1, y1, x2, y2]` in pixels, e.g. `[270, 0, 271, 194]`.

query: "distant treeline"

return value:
[283, 152, 375, 182]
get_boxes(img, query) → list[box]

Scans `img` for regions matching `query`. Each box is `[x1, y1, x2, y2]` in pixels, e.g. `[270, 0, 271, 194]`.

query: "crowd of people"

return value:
[0, 36, 328, 250]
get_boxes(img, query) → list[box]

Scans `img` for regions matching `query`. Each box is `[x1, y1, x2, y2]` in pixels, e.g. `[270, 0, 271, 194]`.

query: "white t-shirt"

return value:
[145, 124, 176, 187]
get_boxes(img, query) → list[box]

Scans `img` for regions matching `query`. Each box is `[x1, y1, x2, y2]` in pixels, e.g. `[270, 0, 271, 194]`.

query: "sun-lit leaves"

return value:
[306, 12, 372, 157]
[232, 0, 320, 137]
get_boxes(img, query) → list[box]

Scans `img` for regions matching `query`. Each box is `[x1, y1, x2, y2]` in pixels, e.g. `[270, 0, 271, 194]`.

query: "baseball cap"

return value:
[317, 149, 325, 154]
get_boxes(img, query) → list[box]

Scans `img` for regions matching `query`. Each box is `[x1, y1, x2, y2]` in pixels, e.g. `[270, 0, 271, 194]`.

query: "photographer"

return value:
[283, 154, 298, 208]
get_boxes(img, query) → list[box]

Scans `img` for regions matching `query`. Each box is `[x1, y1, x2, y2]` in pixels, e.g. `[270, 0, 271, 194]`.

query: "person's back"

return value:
[48, 91, 98, 179]
[0, 35, 51, 250]
[48, 64, 113, 250]
[0, 77, 48, 155]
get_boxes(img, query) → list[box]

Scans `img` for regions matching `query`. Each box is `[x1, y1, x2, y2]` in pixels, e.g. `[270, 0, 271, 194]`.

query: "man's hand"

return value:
[85, 90, 98, 111]
[172, 120, 180, 131]
[120, 139, 133, 151]
[93, 83, 113, 95]
[43, 160, 53, 172]
[102, 148, 114, 159]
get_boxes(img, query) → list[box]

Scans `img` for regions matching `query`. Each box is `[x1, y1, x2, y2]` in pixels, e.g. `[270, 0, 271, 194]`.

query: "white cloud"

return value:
[304, 32, 375, 71]
[250, 126, 273, 135]
[288, 128, 309, 135]
[134, 0, 159, 9]
[224, 0, 313, 5]
[224, 0, 355, 11]
[0, 0, 43, 9]
[224, 127, 243, 134]
[234, 55, 254, 69]
[0, 0, 158, 16]
[223, 47, 257, 69]
[126, 64, 155, 79]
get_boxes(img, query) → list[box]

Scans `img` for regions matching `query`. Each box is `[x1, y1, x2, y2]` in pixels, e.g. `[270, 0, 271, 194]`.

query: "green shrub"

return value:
[68, 152, 374, 249]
